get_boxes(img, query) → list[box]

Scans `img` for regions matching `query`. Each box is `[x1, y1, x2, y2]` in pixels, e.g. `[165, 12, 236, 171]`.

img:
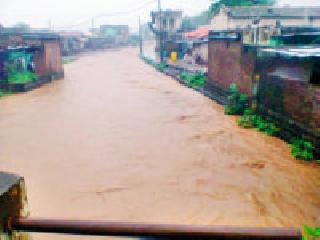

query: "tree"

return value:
[210, 0, 275, 14]
[181, 11, 211, 31]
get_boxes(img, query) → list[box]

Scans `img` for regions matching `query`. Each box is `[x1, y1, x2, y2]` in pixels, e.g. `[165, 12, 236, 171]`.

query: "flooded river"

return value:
[0, 47, 319, 239]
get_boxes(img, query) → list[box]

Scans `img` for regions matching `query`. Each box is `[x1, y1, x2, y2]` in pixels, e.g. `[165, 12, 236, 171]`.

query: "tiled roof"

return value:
[184, 25, 210, 39]
[226, 6, 320, 19]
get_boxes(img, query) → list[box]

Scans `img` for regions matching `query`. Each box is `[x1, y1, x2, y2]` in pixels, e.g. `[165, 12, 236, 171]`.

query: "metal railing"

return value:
[6, 217, 302, 239]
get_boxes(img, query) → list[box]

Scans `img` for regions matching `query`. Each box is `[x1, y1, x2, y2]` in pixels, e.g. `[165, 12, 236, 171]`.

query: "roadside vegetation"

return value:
[7, 71, 37, 84]
[303, 225, 320, 240]
[225, 83, 317, 162]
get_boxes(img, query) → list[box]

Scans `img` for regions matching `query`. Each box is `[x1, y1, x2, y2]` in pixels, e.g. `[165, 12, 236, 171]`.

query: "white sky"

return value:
[1, 0, 320, 32]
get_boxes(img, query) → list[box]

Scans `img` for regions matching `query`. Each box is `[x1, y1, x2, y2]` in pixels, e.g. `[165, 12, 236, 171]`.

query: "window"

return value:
[162, 19, 167, 29]
[169, 18, 175, 30]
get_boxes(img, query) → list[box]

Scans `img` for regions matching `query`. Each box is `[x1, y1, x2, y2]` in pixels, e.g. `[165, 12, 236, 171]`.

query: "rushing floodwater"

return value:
[0, 46, 319, 239]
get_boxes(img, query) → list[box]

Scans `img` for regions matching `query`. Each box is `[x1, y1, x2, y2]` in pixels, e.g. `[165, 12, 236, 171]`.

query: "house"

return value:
[151, 10, 183, 34]
[211, 6, 320, 31]
[0, 33, 64, 82]
[23, 34, 64, 80]
[184, 25, 210, 65]
[150, 10, 183, 58]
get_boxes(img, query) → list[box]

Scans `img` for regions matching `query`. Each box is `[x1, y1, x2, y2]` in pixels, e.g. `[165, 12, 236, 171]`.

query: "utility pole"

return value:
[158, 0, 164, 63]
[91, 17, 95, 34]
[138, 17, 143, 57]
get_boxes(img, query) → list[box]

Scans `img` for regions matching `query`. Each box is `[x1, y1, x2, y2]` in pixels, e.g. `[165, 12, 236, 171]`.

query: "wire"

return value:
[56, 0, 156, 30]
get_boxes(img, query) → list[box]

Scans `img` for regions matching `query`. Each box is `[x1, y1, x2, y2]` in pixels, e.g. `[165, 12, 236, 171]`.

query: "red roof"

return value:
[184, 25, 211, 39]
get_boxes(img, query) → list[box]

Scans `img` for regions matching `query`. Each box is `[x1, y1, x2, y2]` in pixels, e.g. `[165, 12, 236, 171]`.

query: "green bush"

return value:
[237, 108, 280, 136]
[237, 108, 258, 128]
[303, 225, 320, 240]
[255, 116, 279, 136]
[224, 83, 248, 115]
[184, 72, 206, 88]
[179, 71, 188, 80]
[290, 139, 314, 161]
[156, 63, 166, 72]
[8, 71, 37, 84]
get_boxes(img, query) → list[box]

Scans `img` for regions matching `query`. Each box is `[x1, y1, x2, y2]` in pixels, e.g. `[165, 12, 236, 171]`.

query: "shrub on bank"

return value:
[290, 138, 314, 161]
[179, 71, 206, 88]
[224, 83, 248, 115]
[226, 83, 316, 161]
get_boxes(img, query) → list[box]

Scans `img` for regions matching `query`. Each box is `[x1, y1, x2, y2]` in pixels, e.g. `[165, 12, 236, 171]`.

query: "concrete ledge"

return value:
[0, 172, 30, 239]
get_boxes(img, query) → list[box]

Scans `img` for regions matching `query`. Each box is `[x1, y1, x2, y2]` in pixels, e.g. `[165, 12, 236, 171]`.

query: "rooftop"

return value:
[224, 6, 320, 19]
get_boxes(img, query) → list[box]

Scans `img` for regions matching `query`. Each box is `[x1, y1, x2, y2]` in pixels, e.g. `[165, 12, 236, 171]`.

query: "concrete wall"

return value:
[210, 8, 320, 30]
[0, 172, 30, 240]
[257, 54, 320, 136]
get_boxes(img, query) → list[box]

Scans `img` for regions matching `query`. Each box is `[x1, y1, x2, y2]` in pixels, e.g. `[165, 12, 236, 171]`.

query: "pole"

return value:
[91, 17, 95, 34]
[139, 16, 143, 57]
[158, 0, 164, 63]
[7, 218, 301, 239]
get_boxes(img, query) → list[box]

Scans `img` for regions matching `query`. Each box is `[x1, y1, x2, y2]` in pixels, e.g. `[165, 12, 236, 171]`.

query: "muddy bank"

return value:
[0, 47, 319, 239]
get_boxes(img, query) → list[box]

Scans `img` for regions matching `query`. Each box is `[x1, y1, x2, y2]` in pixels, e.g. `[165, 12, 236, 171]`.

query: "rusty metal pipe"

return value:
[7, 217, 302, 239]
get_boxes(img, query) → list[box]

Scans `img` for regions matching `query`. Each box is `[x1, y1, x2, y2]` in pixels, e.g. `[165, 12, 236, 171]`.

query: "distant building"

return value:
[151, 10, 183, 33]
[58, 32, 86, 56]
[99, 25, 129, 45]
[150, 10, 183, 59]
[184, 25, 211, 65]
[211, 6, 320, 31]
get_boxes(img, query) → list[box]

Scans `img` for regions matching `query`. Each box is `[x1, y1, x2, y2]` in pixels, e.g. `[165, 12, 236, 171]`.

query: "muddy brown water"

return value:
[0, 47, 319, 239]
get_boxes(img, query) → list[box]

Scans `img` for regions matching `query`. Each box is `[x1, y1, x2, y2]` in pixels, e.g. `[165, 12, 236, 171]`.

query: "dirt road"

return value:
[0, 47, 319, 239]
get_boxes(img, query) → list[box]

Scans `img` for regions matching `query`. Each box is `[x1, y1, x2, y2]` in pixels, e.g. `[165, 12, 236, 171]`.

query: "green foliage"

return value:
[290, 139, 315, 161]
[224, 83, 248, 115]
[183, 72, 206, 88]
[141, 56, 155, 65]
[8, 71, 37, 84]
[156, 63, 167, 72]
[181, 10, 212, 31]
[179, 71, 189, 80]
[237, 108, 258, 128]
[255, 116, 279, 136]
[237, 108, 280, 136]
[303, 225, 320, 240]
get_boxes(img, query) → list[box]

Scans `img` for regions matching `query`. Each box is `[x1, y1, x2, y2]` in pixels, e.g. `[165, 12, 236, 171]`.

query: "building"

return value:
[99, 25, 129, 45]
[58, 32, 86, 56]
[211, 6, 320, 31]
[0, 33, 64, 83]
[151, 10, 183, 34]
[150, 10, 183, 59]
[184, 25, 210, 65]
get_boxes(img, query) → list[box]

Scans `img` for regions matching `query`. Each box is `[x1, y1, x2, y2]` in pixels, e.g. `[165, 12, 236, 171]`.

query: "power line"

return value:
[56, 0, 157, 30]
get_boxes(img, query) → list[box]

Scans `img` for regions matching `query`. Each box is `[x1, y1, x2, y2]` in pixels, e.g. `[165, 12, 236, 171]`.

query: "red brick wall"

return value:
[208, 40, 241, 91]
[208, 40, 254, 96]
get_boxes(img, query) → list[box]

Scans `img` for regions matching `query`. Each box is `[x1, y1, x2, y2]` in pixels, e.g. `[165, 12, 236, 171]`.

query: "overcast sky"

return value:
[1, 0, 320, 32]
